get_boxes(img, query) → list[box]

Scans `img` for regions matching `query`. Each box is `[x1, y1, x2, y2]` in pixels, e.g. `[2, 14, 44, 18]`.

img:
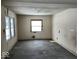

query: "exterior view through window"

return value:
[31, 20, 43, 32]
[5, 16, 15, 40]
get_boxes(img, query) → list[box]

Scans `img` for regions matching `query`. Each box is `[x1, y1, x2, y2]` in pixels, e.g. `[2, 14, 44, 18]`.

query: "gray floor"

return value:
[7, 40, 77, 59]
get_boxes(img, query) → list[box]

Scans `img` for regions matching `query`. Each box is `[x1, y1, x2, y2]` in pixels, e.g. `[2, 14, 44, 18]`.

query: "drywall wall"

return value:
[17, 15, 52, 40]
[52, 8, 77, 55]
[1, 6, 17, 59]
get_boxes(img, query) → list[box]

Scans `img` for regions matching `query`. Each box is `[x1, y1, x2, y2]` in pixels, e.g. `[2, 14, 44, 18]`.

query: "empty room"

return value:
[1, 0, 77, 59]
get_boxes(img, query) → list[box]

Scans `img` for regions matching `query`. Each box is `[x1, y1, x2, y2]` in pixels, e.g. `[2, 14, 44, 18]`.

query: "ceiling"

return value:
[2, 0, 77, 15]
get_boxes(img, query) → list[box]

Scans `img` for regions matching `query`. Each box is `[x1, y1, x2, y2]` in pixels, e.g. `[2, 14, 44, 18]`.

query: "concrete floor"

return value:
[6, 40, 77, 59]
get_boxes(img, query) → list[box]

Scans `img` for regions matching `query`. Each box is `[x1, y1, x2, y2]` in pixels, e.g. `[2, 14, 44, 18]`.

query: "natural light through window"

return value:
[11, 18, 15, 37]
[5, 17, 10, 40]
[5, 16, 15, 40]
[31, 20, 42, 32]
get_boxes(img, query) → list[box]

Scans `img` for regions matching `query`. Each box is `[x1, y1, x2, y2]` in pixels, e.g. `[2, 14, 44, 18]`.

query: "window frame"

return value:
[30, 19, 43, 33]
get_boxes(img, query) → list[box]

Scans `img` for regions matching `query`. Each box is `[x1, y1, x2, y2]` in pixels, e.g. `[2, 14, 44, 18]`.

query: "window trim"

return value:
[30, 19, 43, 33]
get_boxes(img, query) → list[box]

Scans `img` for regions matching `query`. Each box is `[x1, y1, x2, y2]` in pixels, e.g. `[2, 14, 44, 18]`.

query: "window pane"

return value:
[31, 21, 42, 26]
[11, 18, 14, 28]
[6, 29, 10, 40]
[11, 28, 14, 37]
[5, 17, 10, 29]
[10, 18, 15, 37]
[5, 17, 10, 40]
[32, 27, 41, 31]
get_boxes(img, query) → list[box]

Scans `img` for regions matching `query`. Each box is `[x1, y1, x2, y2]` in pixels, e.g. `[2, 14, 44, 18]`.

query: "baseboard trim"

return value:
[18, 38, 52, 41]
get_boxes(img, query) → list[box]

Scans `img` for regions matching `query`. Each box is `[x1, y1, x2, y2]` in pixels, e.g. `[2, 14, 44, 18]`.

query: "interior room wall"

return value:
[52, 8, 77, 56]
[17, 15, 52, 40]
[1, 6, 18, 59]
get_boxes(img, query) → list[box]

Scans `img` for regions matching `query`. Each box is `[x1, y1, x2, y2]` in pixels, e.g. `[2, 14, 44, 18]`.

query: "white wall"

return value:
[17, 15, 52, 40]
[52, 8, 77, 55]
[1, 6, 18, 59]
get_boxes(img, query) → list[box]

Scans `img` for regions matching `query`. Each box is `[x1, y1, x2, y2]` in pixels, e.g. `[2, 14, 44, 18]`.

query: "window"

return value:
[5, 17, 10, 40]
[31, 19, 43, 32]
[10, 18, 15, 37]
[5, 16, 15, 40]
